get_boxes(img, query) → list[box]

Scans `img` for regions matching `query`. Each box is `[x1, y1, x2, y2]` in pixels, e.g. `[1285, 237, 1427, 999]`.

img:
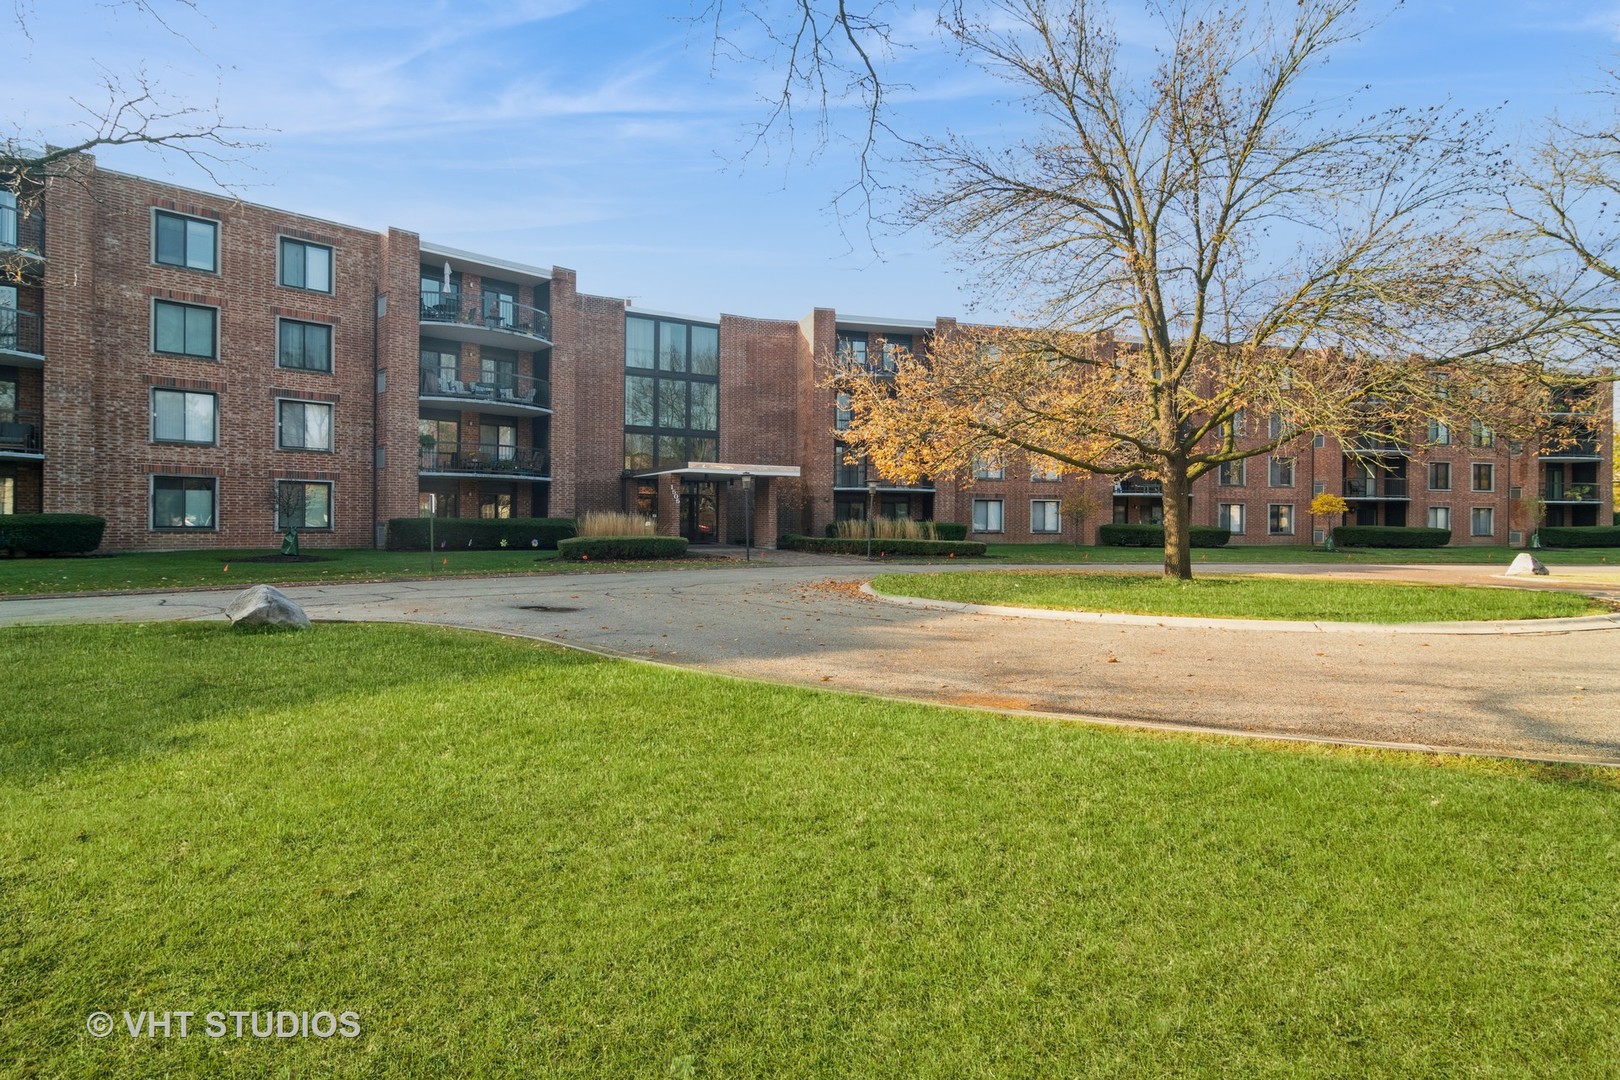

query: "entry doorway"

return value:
[681, 481, 718, 543]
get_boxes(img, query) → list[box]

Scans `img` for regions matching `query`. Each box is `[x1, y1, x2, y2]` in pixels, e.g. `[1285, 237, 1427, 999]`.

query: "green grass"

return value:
[3, 623, 1618, 1077]
[0, 547, 735, 596]
[872, 571, 1605, 622]
[985, 542, 1620, 566]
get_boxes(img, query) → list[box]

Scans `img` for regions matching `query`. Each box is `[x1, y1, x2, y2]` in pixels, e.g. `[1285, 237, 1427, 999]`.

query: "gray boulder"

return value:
[225, 585, 312, 629]
[1506, 553, 1549, 577]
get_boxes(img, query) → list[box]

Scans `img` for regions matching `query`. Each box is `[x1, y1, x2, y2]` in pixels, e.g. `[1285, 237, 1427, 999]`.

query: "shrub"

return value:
[575, 510, 655, 538]
[386, 517, 576, 551]
[780, 534, 987, 557]
[1537, 525, 1620, 548]
[556, 536, 688, 561]
[931, 521, 969, 541]
[1330, 526, 1450, 549]
[0, 514, 106, 556]
[1097, 524, 1230, 548]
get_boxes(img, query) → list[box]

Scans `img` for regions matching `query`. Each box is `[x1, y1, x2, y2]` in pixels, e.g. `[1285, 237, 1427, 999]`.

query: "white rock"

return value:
[1506, 553, 1549, 577]
[225, 584, 312, 629]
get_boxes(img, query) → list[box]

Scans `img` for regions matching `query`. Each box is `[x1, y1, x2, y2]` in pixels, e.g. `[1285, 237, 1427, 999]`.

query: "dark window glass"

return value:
[626, 317, 656, 368]
[625, 376, 655, 426]
[279, 320, 333, 372]
[280, 238, 333, 292]
[155, 212, 217, 272]
[152, 476, 216, 529]
[624, 433, 654, 471]
[690, 325, 719, 376]
[153, 301, 217, 358]
[152, 389, 216, 444]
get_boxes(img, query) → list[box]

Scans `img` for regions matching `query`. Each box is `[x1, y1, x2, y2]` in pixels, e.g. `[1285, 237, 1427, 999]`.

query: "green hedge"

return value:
[781, 535, 987, 557]
[1330, 526, 1450, 549]
[1537, 525, 1620, 548]
[0, 514, 106, 556]
[556, 536, 688, 561]
[1097, 524, 1231, 548]
[822, 520, 969, 541]
[386, 517, 576, 551]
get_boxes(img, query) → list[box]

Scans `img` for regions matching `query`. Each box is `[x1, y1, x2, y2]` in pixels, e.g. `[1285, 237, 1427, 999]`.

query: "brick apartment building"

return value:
[1, 158, 1613, 550]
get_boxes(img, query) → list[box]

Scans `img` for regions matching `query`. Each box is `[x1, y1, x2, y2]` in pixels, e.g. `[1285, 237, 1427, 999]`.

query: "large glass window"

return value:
[277, 399, 334, 451]
[153, 300, 217, 358]
[278, 319, 333, 372]
[280, 238, 333, 292]
[972, 498, 1004, 533]
[152, 476, 216, 530]
[624, 315, 719, 470]
[151, 388, 216, 444]
[482, 281, 517, 327]
[276, 480, 331, 530]
[154, 211, 217, 272]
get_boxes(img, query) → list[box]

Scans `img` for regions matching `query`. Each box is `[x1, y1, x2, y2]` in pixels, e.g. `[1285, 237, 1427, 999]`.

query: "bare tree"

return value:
[828, 0, 1607, 577]
[4, 0, 253, 284]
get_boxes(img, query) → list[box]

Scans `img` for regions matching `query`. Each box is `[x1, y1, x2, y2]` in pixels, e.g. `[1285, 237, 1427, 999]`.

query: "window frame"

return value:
[1427, 506, 1451, 531]
[278, 236, 334, 293]
[972, 497, 1005, 534]
[152, 298, 219, 360]
[150, 387, 218, 446]
[1029, 498, 1061, 533]
[1471, 462, 1494, 493]
[275, 479, 333, 532]
[1428, 461, 1452, 491]
[1267, 503, 1296, 536]
[275, 398, 335, 452]
[276, 317, 335, 373]
[150, 474, 218, 531]
[1218, 460, 1246, 487]
[1470, 506, 1495, 537]
[1267, 455, 1296, 488]
[152, 209, 218, 273]
[1218, 503, 1245, 535]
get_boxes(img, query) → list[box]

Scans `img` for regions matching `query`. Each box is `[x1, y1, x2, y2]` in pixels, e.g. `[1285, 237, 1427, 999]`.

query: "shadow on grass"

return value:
[0, 622, 586, 786]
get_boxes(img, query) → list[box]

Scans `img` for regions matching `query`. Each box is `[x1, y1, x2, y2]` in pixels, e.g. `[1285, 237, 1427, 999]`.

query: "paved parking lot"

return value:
[6, 560, 1618, 765]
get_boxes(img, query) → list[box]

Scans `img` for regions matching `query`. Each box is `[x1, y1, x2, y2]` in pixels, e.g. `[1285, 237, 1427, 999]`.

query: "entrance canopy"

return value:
[633, 462, 801, 482]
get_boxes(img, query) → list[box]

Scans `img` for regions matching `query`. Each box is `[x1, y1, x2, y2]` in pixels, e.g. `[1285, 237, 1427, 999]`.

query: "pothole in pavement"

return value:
[516, 604, 582, 613]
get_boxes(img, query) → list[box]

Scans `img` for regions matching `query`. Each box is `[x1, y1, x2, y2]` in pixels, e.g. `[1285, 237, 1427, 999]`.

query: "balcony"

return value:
[1343, 476, 1409, 499]
[0, 307, 43, 366]
[1539, 434, 1603, 460]
[419, 370, 552, 416]
[0, 409, 43, 459]
[1542, 484, 1601, 504]
[0, 203, 45, 259]
[1113, 478, 1163, 496]
[832, 461, 933, 491]
[418, 290, 552, 350]
[418, 444, 550, 479]
[1344, 436, 1407, 456]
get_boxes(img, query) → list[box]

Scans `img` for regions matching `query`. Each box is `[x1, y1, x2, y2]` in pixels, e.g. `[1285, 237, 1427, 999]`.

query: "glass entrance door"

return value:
[681, 481, 717, 543]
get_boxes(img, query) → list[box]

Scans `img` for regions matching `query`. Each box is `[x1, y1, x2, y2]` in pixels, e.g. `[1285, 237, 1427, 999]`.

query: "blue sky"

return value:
[5, 1, 1620, 322]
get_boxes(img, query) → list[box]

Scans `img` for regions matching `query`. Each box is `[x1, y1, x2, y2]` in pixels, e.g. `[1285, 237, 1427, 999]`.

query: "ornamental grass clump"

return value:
[575, 511, 656, 538]
[831, 517, 939, 541]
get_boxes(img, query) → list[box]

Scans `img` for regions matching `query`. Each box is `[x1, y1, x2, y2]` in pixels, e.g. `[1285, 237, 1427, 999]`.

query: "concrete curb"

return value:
[860, 582, 1620, 635]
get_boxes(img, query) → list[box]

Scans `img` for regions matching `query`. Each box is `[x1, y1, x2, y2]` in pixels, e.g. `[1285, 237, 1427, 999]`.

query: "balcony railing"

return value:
[833, 461, 932, 490]
[419, 369, 551, 409]
[419, 290, 551, 341]
[1345, 436, 1406, 455]
[1113, 478, 1163, 496]
[418, 444, 550, 477]
[0, 409, 43, 454]
[0, 204, 45, 257]
[1539, 435, 1603, 458]
[1542, 484, 1600, 503]
[1343, 476, 1409, 499]
[0, 307, 43, 356]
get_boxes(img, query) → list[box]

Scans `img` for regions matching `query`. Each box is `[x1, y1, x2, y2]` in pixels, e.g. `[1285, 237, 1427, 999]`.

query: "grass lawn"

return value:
[4, 623, 1618, 1077]
[0, 547, 729, 597]
[984, 542, 1620, 566]
[871, 571, 1605, 622]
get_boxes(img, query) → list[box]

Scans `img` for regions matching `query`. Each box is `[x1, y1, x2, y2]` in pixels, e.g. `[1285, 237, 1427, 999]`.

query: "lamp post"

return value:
[740, 473, 754, 563]
[866, 479, 880, 560]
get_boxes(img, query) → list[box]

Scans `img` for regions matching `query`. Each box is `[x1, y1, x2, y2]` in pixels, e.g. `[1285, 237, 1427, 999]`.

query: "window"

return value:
[150, 388, 216, 444]
[279, 238, 332, 292]
[624, 315, 719, 469]
[1030, 463, 1061, 482]
[153, 300, 217, 359]
[835, 392, 853, 432]
[837, 332, 869, 372]
[1471, 463, 1494, 492]
[1311, 480, 1327, 496]
[880, 335, 913, 373]
[0, 190, 14, 247]
[626, 317, 657, 368]
[689, 325, 719, 377]
[1470, 420, 1494, 448]
[1268, 456, 1295, 487]
[151, 475, 216, 530]
[972, 498, 1004, 533]
[482, 281, 518, 328]
[1427, 506, 1451, 530]
[154, 211, 217, 272]
[481, 422, 517, 464]
[1471, 507, 1494, 537]
[972, 455, 1004, 480]
[0, 470, 12, 514]
[1313, 433, 1326, 449]
[479, 493, 512, 519]
[1218, 504, 1245, 534]
[1268, 504, 1295, 535]
[1030, 499, 1060, 533]
[276, 480, 331, 530]
[1218, 460, 1245, 486]
[278, 319, 333, 372]
[419, 416, 458, 466]
[1428, 420, 1451, 445]
[1428, 462, 1451, 491]
[1268, 412, 1293, 440]
[277, 399, 334, 451]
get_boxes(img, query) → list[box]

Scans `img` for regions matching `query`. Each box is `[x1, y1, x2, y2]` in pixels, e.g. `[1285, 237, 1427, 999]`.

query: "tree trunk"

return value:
[1160, 460, 1193, 580]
